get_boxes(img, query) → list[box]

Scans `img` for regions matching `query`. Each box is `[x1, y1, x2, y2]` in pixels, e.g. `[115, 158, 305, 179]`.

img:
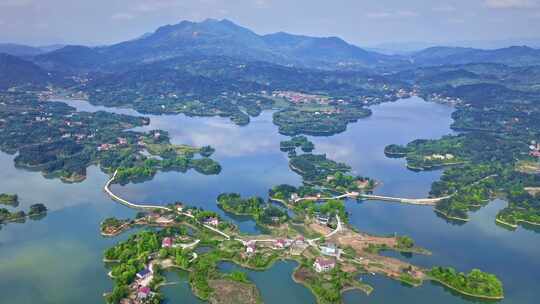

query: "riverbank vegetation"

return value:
[293, 261, 371, 304]
[0, 193, 18, 206]
[280, 136, 315, 153]
[218, 193, 264, 215]
[273, 105, 371, 136]
[384, 136, 468, 170]
[0, 203, 47, 225]
[428, 267, 503, 299]
[217, 193, 289, 226]
[388, 129, 540, 227]
[0, 92, 221, 185]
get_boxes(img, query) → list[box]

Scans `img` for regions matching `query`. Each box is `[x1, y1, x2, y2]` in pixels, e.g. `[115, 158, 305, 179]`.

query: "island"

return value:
[0, 91, 220, 184]
[385, 103, 540, 228]
[0, 202, 47, 226]
[100, 166, 503, 304]
[428, 267, 503, 300]
[0, 193, 18, 206]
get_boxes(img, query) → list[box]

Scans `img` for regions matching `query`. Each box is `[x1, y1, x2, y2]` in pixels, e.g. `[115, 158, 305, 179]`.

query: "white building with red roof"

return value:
[246, 242, 256, 254]
[137, 286, 151, 299]
[313, 257, 336, 273]
[162, 237, 173, 248]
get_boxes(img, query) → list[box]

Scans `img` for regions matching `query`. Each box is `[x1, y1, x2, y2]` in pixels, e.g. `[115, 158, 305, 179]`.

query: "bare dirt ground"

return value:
[516, 161, 540, 174]
[328, 228, 397, 252]
[525, 187, 540, 196]
[209, 279, 260, 304]
[324, 228, 425, 280]
[308, 221, 333, 236]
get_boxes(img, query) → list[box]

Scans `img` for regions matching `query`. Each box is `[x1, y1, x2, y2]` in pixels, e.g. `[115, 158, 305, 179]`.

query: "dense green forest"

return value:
[428, 267, 503, 298]
[0, 92, 220, 184]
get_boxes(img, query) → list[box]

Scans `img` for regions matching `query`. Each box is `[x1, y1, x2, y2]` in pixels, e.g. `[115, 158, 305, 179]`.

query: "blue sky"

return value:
[1, 0, 539, 47]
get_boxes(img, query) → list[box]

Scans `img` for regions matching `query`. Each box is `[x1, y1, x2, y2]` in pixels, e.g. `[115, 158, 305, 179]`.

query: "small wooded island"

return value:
[0, 193, 47, 226]
[0, 193, 18, 206]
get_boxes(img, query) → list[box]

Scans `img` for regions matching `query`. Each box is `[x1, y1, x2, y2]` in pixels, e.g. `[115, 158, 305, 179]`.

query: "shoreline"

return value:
[434, 208, 470, 222]
[495, 217, 540, 229]
[290, 263, 373, 303]
[428, 277, 504, 300]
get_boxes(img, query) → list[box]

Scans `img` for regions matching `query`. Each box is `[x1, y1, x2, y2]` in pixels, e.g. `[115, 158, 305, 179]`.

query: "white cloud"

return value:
[447, 18, 466, 23]
[254, 0, 270, 8]
[397, 10, 419, 17]
[111, 12, 136, 20]
[0, 0, 33, 7]
[485, 0, 538, 8]
[366, 12, 391, 19]
[133, 0, 183, 12]
[433, 5, 457, 12]
[366, 10, 419, 19]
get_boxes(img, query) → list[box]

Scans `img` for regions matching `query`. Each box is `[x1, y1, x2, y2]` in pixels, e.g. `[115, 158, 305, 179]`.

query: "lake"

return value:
[0, 97, 538, 304]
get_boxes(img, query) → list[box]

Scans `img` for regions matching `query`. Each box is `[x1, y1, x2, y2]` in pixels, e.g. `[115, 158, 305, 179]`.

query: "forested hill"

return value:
[0, 53, 64, 90]
[31, 18, 404, 72]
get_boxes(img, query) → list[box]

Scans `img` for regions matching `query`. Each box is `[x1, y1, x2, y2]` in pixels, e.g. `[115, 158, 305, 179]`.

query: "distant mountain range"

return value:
[0, 53, 60, 90]
[410, 46, 540, 67]
[0, 43, 65, 57]
[2, 18, 540, 91]
[31, 19, 403, 71]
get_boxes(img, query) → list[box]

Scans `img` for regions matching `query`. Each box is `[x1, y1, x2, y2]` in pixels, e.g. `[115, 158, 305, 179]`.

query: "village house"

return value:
[246, 242, 256, 254]
[175, 202, 184, 212]
[313, 257, 336, 273]
[117, 137, 128, 145]
[321, 243, 337, 256]
[317, 214, 330, 225]
[136, 268, 151, 280]
[274, 239, 290, 249]
[149, 212, 161, 221]
[529, 142, 540, 158]
[162, 237, 173, 248]
[137, 286, 151, 300]
[204, 217, 219, 227]
[97, 143, 114, 151]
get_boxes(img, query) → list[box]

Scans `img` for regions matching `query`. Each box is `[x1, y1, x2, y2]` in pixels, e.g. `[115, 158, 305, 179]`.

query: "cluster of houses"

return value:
[97, 137, 129, 151]
[428, 93, 463, 105]
[529, 141, 540, 158]
[424, 153, 455, 161]
[242, 237, 338, 273]
[272, 91, 333, 105]
[123, 266, 154, 303]
[244, 236, 306, 255]
[312, 243, 340, 273]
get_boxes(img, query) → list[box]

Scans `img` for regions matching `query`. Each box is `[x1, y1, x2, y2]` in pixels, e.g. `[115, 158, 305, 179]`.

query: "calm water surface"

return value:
[0, 97, 538, 304]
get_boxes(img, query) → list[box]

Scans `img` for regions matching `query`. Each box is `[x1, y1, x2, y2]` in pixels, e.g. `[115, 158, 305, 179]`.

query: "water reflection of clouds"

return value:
[137, 113, 284, 157]
[0, 154, 110, 211]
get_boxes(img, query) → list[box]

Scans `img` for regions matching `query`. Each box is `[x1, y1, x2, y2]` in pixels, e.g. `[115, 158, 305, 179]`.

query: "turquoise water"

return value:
[0, 97, 538, 303]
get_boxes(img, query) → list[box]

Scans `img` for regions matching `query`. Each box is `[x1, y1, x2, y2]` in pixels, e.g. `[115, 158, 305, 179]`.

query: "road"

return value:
[104, 170, 231, 239]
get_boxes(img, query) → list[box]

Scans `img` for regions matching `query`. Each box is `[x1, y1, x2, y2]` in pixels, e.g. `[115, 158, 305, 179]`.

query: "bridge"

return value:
[358, 194, 451, 205]
[104, 170, 173, 212]
[104, 170, 231, 239]
[293, 191, 449, 206]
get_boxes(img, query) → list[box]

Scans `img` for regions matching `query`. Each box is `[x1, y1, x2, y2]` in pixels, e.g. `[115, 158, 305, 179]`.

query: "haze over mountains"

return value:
[2, 18, 540, 90]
